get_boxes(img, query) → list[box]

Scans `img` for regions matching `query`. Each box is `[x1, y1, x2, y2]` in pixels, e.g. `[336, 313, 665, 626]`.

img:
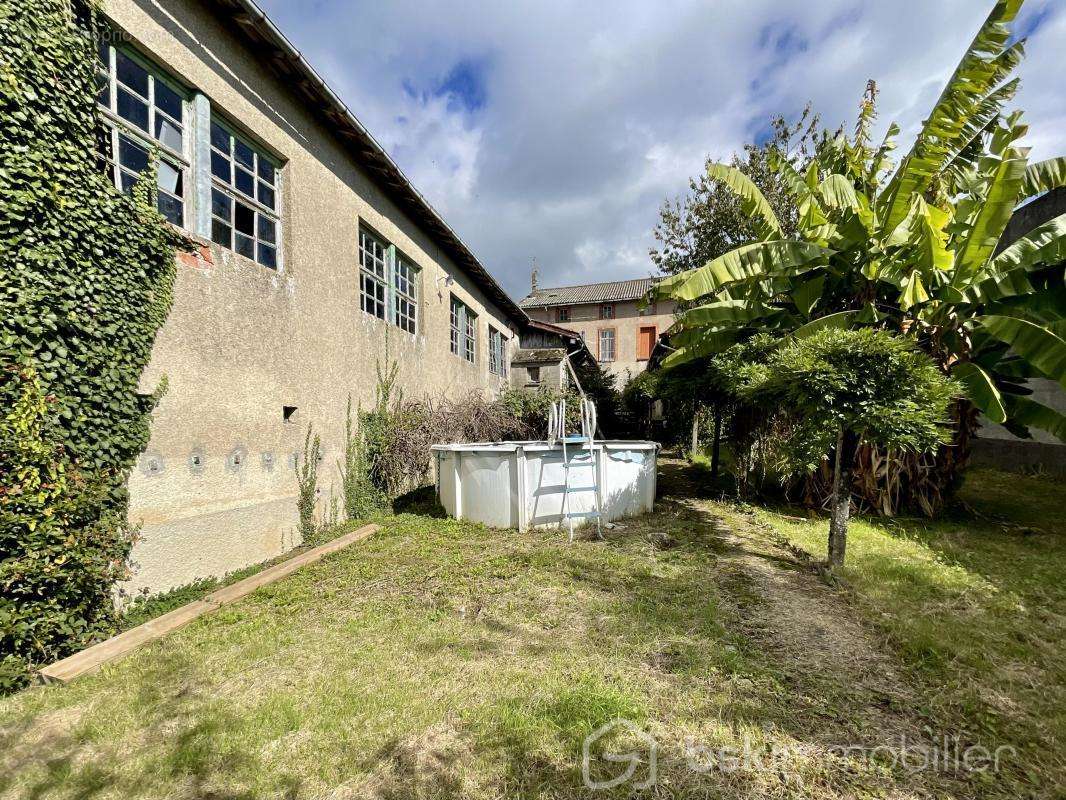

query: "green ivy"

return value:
[0, 0, 190, 690]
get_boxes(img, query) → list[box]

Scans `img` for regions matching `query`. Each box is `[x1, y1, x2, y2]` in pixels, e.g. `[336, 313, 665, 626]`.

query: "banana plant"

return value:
[653, 0, 1066, 454]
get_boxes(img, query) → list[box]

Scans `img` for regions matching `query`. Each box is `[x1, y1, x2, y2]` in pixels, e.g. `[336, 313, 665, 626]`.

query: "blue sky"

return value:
[257, 0, 1064, 299]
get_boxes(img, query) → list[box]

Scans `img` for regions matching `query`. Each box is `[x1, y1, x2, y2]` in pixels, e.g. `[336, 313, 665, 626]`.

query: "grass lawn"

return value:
[748, 466, 1065, 796]
[1, 463, 1062, 798]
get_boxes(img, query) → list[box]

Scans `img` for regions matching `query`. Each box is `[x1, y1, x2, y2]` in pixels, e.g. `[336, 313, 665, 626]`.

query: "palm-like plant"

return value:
[652, 0, 1065, 513]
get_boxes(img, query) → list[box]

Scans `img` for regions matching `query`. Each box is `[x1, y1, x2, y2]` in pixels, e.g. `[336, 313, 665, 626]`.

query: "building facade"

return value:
[510, 320, 597, 392]
[519, 276, 675, 382]
[100, 0, 526, 594]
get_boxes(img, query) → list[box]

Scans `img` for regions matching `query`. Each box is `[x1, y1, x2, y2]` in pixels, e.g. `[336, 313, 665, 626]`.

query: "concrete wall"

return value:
[974, 378, 1066, 474]
[107, 0, 519, 594]
[524, 300, 675, 383]
[510, 361, 565, 391]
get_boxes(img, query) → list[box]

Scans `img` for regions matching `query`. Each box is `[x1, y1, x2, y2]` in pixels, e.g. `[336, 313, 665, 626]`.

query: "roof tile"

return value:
[518, 277, 658, 308]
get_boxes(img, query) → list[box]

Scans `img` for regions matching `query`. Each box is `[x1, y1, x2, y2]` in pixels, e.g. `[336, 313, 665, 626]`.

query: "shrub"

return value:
[295, 425, 321, 544]
[0, 367, 132, 692]
[336, 357, 581, 511]
[741, 329, 958, 566]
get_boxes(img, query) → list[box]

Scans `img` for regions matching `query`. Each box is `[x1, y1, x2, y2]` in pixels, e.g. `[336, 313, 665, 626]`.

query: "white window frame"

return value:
[450, 295, 477, 364]
[95, 40, 190, 228]
[489, 326, 508, 376]
[598, 328, 616, 362]
[393, 254, 419, 334]
[359, 228, 389, 320]
[600, 303, 616, 320]
[358, 225, 420, 334]
[209, 115, 282, 270]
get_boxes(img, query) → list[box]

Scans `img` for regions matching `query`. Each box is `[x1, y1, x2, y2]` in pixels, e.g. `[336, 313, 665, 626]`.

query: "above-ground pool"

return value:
[431, 440, 659, 531]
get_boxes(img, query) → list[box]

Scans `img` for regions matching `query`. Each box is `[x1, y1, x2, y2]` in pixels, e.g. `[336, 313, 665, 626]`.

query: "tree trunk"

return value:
[710, 404, 722, 480]
[690, 408, 700, 456]
[827, 428, 859, 568]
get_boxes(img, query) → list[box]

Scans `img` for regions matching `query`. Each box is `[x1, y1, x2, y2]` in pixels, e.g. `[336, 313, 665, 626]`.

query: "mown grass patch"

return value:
[750, 466, 1066, 796]
[0, 507, 791, 799]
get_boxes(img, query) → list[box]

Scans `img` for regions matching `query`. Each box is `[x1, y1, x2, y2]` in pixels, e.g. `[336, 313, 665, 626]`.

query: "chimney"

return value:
[531, 265, 539, 293]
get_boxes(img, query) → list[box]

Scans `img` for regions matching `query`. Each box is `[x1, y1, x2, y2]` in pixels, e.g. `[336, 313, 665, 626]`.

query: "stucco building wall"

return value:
[106, 0, 520, 594]
[523, 300, 675, 383]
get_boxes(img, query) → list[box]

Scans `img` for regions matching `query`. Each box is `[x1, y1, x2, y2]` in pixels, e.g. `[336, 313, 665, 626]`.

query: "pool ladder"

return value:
[548, 399, 603, 542]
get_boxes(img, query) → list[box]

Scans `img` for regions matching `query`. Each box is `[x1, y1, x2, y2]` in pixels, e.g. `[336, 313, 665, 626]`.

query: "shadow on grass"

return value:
[393, 485, 447, 518]
[0, 671, 302, 800]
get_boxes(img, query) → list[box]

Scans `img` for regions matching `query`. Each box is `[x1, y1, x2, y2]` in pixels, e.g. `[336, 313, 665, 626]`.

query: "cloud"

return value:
[257, 0, 1066, 298]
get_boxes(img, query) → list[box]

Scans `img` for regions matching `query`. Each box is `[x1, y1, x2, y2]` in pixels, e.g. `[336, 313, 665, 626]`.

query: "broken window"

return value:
[95, 41, 188, 226]
[209, 115, 281, 269]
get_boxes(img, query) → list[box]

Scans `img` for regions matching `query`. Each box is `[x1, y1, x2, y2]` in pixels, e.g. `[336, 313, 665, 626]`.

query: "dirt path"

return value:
[655, 458, 971, 797]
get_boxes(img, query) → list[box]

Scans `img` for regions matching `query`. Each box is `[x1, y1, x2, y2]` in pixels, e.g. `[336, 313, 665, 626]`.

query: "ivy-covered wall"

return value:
[0, 0, 189, 689]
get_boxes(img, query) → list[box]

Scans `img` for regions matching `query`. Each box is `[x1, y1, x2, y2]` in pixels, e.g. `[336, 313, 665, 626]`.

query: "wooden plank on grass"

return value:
[39, 601, 217, 683]
[38, 523, 380, 684]
[204, 523, 380, 605]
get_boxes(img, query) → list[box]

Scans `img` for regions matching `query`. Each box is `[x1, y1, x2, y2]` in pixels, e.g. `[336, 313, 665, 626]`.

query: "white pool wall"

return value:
[431, 440, 659, 530]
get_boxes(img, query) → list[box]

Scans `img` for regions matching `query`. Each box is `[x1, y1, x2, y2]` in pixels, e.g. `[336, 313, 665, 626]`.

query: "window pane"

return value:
[157, 160, 182, 194]
[257, 215, 276, 244]
[115, 50, 148, 98]
[97, 40, 109, 68]
[235, 166, 254, 197]
[211, 150, 231, 182]
[94, 122, 112, 161]
[211, 219, 231, 247]
[153, 80, 182, 120]
[96, 71, 110, 107]
[210, 120, 230, 153]
[234, 139, 254, 170]
[361, 274, 387, 319]
[117, 87, 149, 131]
[154, 116, 183, 151]
[233, 201, 255, 236]
[157, 193, 183, 226]
[257, 182, 275, 210]
[257, 159, 275, 183]
[211, 188, 232, 220]
[118, 134, 149, 173]
[257, 243, 277, 270]
[119, 170, 138, 194]
[235, 233, 254, 259]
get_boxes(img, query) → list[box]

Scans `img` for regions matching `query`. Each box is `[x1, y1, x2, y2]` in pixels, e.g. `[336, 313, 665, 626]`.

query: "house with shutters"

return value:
[518, 274, 676, 381]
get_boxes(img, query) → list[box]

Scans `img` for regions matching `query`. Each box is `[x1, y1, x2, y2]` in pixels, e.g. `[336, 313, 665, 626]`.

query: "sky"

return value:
[256, 0, 1065, 300]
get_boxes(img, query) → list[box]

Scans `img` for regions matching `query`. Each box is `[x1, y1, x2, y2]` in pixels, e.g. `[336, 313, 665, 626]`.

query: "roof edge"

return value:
[214, 0, 528, 326]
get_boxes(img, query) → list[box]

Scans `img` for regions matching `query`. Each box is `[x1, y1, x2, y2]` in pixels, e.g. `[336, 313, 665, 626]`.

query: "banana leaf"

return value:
[977, 314, 1066, 387]
[706, 163, 781, 241]
[1003, 394, 1066, 442]
[953, 362, 1006, 423]
[1020, 156, 1066, 199]
[653, 240, 830, 302]
[791, 310, 858, 339]
[988, 213, 1066, 273]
